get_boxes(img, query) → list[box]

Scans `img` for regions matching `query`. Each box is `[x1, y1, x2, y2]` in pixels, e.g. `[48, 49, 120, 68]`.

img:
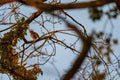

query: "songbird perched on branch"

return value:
[29, 30, 39, 41]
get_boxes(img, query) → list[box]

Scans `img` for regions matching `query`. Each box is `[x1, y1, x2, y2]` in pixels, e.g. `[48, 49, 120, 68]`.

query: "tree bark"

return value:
[115, 0, 120, 10]
[0, 0, 17, 5]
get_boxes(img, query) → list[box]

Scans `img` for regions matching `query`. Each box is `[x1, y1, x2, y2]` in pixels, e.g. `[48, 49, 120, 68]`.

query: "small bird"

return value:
[29, 30, 39, 41]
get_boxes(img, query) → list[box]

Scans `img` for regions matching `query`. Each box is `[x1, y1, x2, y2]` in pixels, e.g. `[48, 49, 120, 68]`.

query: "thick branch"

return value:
[0, 0, 114, 11]
[0, 0, 17, 5]
[61, 20, 92, 80]
[25, 10, 43, 24]
[62, 36, 92, 80]
[115, 0, 120, 10]
[37, 0, 114, 11]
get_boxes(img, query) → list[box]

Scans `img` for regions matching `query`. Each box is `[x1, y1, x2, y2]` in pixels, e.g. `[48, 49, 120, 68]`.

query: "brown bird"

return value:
[29, 30, 39, 41]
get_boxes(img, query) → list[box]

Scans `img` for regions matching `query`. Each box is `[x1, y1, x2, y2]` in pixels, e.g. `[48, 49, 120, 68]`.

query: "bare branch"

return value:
[62, 21, 92, 80]
[0, 0, 114, 11]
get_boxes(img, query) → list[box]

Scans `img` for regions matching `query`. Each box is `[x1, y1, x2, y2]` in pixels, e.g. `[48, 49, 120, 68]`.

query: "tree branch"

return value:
[61, 20, 92, 80]
[115, 0, 120, 10]
[37, 0, 114, 11]
[0, 0, 115, 11]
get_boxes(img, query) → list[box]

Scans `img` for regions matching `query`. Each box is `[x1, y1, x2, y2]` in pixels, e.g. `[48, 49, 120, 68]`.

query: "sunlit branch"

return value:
[22, 0, 114, 11]
[0, 0, 114, 11]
